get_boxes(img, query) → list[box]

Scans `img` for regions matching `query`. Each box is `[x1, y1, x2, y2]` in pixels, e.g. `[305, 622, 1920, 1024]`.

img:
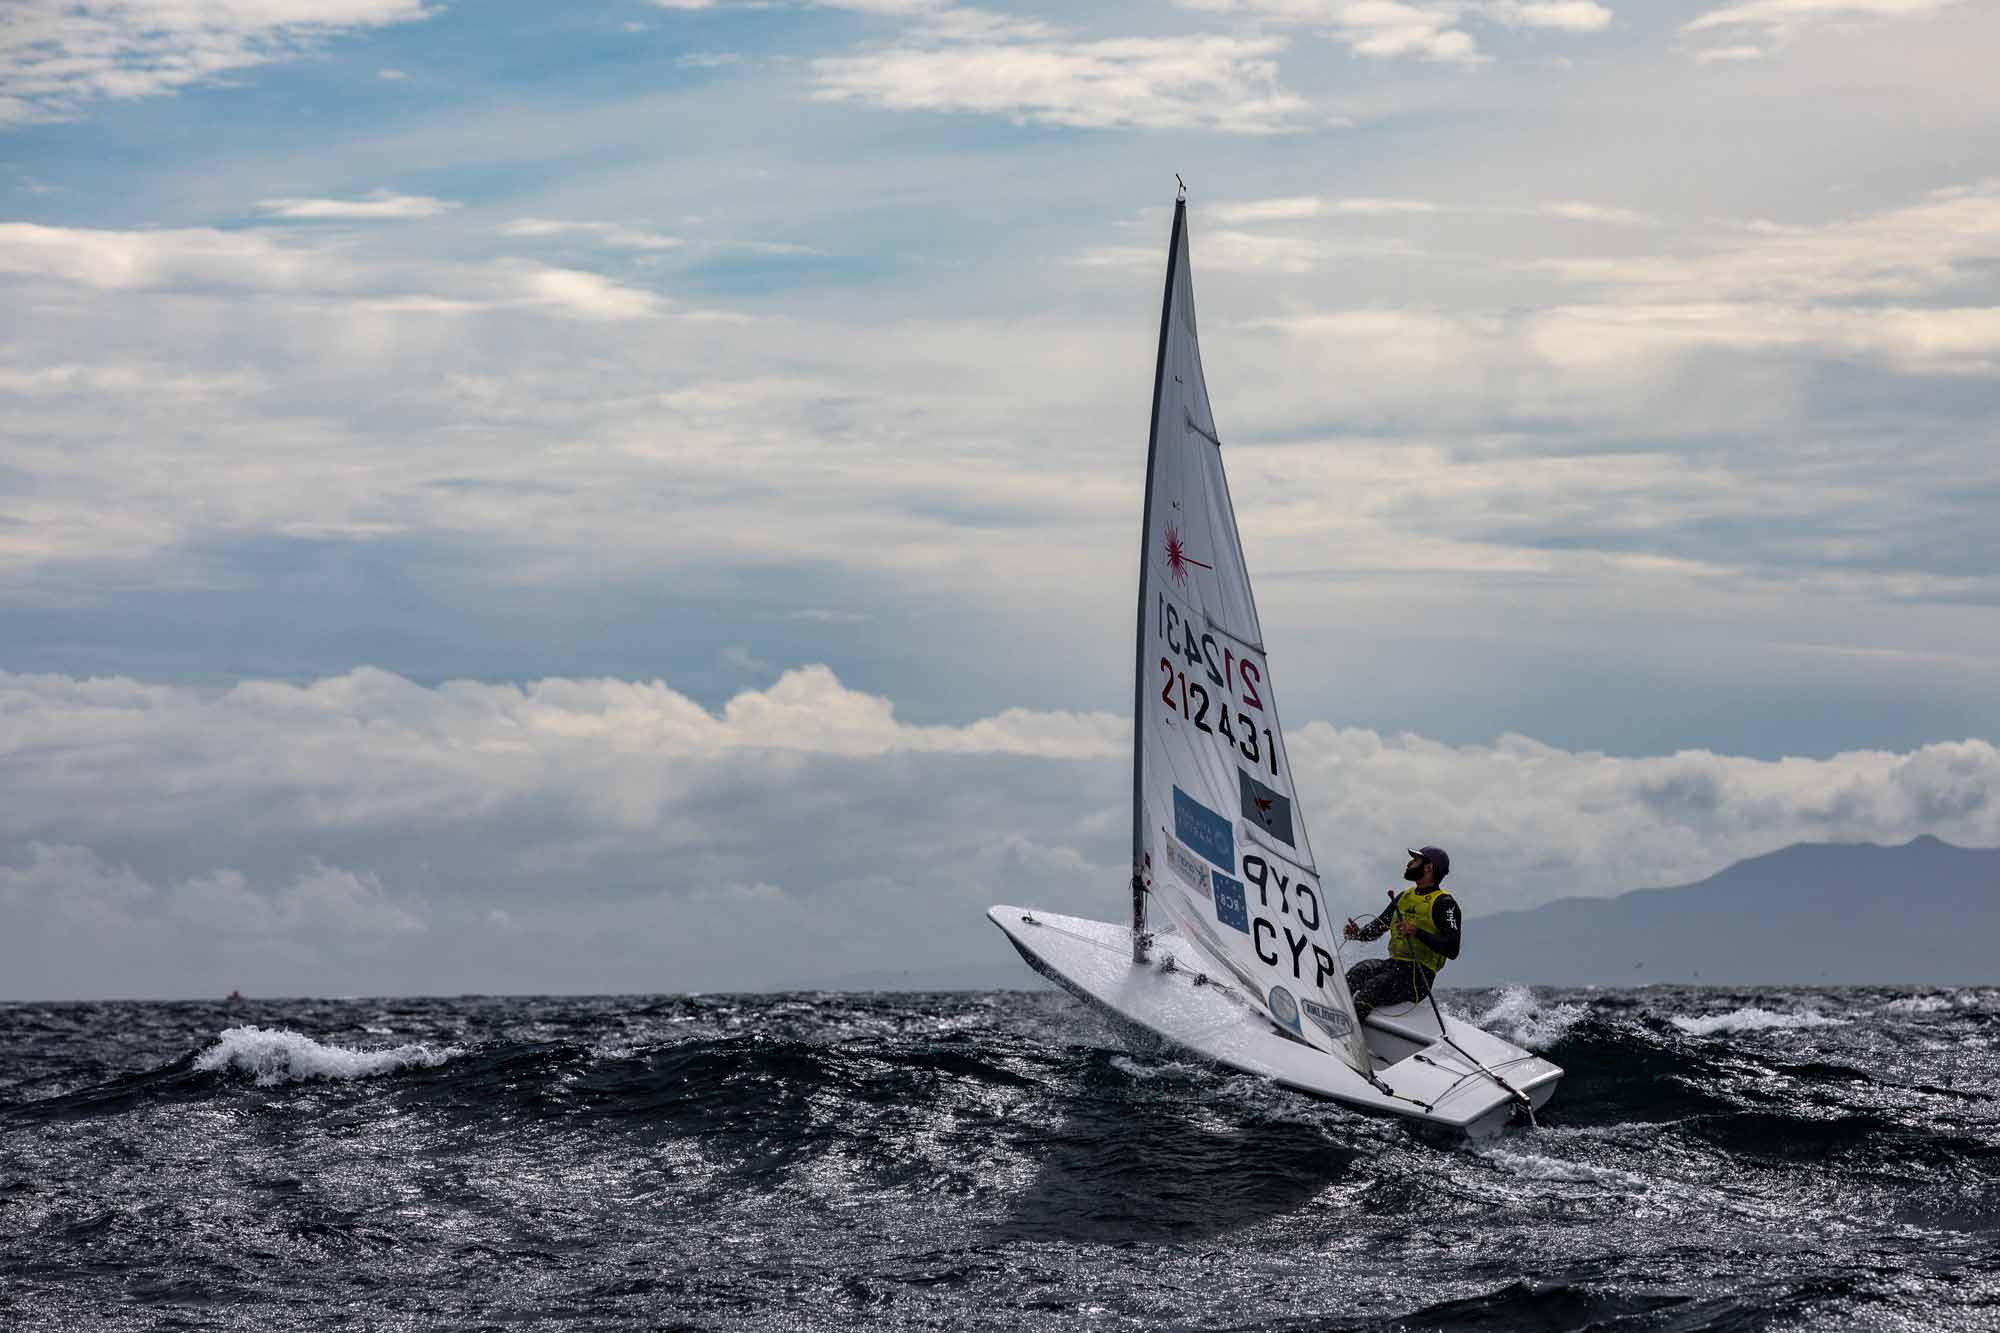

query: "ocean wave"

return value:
[1479, 1147, 1651, 1191]
[1879, 990, 1997, 1015]
[193, 1025, 461, 1087]
[1473, 986, 1590, 1051]
[1671, 1008, 1846, 1037]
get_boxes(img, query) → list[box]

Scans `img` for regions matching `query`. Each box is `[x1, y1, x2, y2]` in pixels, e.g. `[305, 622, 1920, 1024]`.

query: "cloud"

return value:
[1686, 0, 1959, 36]
[1682, 0, 1962, 58]
[0, 0, 433, 125]
[812, 32, 1313, 132]
[498, 219, 683, 250]
[1, 843, 426, 998]
[721, 645, 774, 674]
[1693, 42, 1766, 59]
[1177, 0, 1485, 63]
[257, 192, 458, 221]
[1212, 195, 1440, 223]
[0, 222, 665, 319]
[1487, 0, 1614, 31]
[782, 609, 873, 624]
[1494, 182, 2000, 364]
[2, 663, 1997, 996]
[1538, 200, 1656, 226]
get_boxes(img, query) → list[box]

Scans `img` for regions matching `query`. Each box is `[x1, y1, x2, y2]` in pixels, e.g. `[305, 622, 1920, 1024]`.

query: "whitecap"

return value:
[1472, 985, 1589, 1051]
[194, 1025, 461, 1087]
[1480, 1148, 1649, 1191]
[1880, 994, 1956, 1015]
[1670, 1007, 1845, 1037]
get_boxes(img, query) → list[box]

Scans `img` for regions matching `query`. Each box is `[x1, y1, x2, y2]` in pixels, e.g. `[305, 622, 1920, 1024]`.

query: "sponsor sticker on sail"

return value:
[1162, 831, 1210, 893]
[1300, 998, 1354, 1042]
[1173, 786, 1234, 870]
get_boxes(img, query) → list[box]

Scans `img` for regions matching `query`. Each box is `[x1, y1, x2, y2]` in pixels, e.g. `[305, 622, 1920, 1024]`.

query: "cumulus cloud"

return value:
[1, 663, 1997, 998]
[1, 843, 427, 998]
[0, 0, 433, 125]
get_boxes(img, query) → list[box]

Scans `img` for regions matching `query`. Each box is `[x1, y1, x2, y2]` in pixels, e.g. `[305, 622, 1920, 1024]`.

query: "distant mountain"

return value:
[1444, 835, 1999, 987]
[816, 837, 1993, 992]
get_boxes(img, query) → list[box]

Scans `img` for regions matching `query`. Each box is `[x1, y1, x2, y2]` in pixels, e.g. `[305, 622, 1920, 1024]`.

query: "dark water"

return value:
[3, 985, 1998, 1331]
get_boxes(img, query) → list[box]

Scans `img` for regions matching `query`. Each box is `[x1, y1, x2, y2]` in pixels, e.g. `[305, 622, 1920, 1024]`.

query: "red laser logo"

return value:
[1164, 525, 1211, 586]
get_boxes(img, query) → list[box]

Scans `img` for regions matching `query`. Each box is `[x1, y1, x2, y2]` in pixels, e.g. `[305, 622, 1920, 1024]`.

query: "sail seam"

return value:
[1201, 613, 1264, 655]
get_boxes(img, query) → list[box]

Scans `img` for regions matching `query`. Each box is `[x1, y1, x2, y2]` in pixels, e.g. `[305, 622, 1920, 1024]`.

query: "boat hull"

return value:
[989, 904, 1562, 1138]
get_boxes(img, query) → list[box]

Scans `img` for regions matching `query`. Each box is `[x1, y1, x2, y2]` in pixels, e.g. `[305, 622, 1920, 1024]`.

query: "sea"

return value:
[2, 984, 1997, 1331]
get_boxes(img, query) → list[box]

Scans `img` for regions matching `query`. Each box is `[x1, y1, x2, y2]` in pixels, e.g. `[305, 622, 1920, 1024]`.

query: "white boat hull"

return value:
[989, 904, 1562, 1138]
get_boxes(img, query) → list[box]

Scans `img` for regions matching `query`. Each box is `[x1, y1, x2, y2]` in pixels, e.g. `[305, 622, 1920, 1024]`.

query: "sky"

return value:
[3, 0, 1999, 999]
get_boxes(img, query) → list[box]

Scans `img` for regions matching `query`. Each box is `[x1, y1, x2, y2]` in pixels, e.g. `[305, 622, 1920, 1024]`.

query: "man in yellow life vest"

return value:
[1342, 846, 1462, 1019]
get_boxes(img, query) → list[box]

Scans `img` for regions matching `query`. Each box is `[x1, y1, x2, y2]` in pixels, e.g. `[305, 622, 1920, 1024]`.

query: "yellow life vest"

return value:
[1387, 886, 1450, 974]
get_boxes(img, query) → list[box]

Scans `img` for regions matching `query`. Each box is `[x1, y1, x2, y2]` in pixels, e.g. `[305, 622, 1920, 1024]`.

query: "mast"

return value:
[1131, 186, 1186, 963]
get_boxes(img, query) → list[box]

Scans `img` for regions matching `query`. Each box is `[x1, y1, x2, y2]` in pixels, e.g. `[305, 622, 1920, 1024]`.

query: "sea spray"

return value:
[1472, 985, 1590, 1051]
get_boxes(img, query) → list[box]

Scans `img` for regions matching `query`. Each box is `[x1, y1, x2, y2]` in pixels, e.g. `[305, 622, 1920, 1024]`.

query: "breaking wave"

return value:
[193, 1025, 461, 1087]
[1669, 1007, 1846, 1036]
[1878, 989, 1997, 1015]
[1472, 985, 1590, 1051]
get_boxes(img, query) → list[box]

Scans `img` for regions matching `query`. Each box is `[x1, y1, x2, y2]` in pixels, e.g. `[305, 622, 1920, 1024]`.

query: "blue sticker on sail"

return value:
[1268, 985, 1301, 1033]
[1210, 871, 1249, 933]
[1173, 786, 1234, 870]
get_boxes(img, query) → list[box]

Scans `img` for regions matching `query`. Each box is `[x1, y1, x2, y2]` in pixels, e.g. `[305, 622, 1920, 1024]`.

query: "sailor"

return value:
[1343, 846, 1461, 1019]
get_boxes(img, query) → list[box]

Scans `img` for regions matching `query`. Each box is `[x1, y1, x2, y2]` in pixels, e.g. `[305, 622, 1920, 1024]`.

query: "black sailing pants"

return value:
[1345, 957, 1434, 1019]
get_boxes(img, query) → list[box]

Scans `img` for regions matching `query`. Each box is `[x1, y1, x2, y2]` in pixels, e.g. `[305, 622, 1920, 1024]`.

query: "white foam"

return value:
[1480, 1148, 1650, 1191]
[1670, 1007, 1845, 1037]
[1879, 990, 1998, 1015]
[1881, 994, 1956, 1015]
[195, 1025, 461, 1087]
[1472, 985, 1589, 1051]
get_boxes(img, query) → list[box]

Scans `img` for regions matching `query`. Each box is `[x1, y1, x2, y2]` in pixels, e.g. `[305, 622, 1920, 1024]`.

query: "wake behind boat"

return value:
[989, 190, 1561, 1137]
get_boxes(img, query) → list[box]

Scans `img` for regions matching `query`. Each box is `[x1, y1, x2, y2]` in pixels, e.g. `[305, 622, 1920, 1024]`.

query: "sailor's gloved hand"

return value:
[1343, 918, 1361, 940]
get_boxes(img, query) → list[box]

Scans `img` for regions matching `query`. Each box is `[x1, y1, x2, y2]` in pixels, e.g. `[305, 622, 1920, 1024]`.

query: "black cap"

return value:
[1407, 846, 1450, 877]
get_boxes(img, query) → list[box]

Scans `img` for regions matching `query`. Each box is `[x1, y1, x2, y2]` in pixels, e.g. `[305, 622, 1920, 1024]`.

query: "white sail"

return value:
[1132, 199, 1370, 1073]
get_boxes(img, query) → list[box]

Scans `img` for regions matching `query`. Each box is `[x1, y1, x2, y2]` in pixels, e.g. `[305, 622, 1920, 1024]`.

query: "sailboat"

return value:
[988, 189, 1563, 1137]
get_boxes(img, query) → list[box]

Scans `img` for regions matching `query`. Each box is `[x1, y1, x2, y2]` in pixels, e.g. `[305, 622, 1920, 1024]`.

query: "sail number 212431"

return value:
[1157, 597, 1278, 778]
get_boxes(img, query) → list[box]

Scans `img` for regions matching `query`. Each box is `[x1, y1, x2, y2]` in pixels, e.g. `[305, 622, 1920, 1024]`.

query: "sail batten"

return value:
[1131, 198, 1370, 1073]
